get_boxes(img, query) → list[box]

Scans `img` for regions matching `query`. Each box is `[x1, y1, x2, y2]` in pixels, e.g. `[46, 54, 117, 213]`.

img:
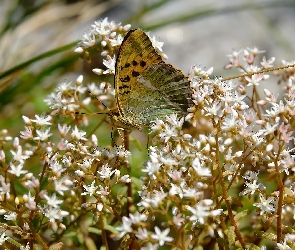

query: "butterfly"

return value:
[110, 29, 192, 131]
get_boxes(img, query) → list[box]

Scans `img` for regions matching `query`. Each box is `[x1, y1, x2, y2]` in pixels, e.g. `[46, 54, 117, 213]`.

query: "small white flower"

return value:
[192, 158, 212, 177]
[31, 115, 52, 126]
[81, 181, 98, 196]
[44, 193, 63, 208]
[187, 200, 222, 224]
[110, 34, 123, 47]
[253, 194, 276, 215]
[120, 175, 131, 183]
[116, 216, 133, 238]
[10, 146, 30, 163]
[43, 206, 69, 223]
[142, 161, 161, 176]
[71, 126, 87, 141]
[148, 35, 164, 52]
[34, 128, 52, 141]
[103, 55, 116, 74]
[135, 228, 148, 240]
[0, 232, 9, 245]
[20, 126, 33, 139]
[0, 179, 10, 199]
[54, 177, 73, 196]
[23, 192, 36, 210]
[129, 212, 147, 224]
[151, 226, 173, 246]
[82, 33, 96, 47]
[245, 74, 264, 86]
[58, 124, 71, 137]
[97, 164, 115, 179]
[8, 163, 28, 177]
[4, 211, 17, 221]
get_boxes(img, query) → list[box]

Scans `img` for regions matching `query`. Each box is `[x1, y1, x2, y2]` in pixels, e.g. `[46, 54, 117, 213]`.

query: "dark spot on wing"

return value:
[132, 71, 140, 77]
[132, 60, 138, 66]
[124, 63, 130, 68]
[140, 61, 146, 67]
[118, 84, 130, 90]
[120, 76, 130, 82]
[118, 90, 130, 95]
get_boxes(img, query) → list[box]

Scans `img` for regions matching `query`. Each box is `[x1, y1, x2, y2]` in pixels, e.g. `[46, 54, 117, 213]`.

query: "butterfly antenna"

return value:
[222, 63, 295, 81]
[87, 90, 127, 145]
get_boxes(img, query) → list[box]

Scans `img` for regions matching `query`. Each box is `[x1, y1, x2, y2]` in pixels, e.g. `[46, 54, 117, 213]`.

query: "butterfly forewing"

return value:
[115, 29, 163, 117]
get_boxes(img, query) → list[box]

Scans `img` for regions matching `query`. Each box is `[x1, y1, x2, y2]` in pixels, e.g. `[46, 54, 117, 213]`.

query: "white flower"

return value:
[135, 228, 148, 240]
[120, 175, 131, 183]
[31, 115, 52, 126]
[0, 232, 9, 245]
[54, 177, 73, 196]
[158, 124, 178, 142]
[58, 124, 71, 137]
[0, 179, 10, 199]
[97, 164, 115, 179]
[96, 185, 110, 198]
[71, 126, 87, 141]
[44, 193, 63, 208]
[116, 216, 133, 238]
[253, 194, 276, 215]
[245, 74, 265, 86]
[110, 34, 123, 47]
[149, 35, 164, 52]
[81, 181, 98, 196]
[103, 55, 116, 74]
[23, 192, 36, 210]
[8, 163, 28, 177]
[129, 212, 147, 224]
[43, 206, 69, 223]
[20, 126, 33, 139]
[81, 33, 96, 47]
[258, 122, 278, 136]
[192, 158, 212, 177]
[151, 227, 173, 246]
[142, 161, 161, 176]
[4, 211, 17, 221]
[10, 146, 30, 163]
[34, 128, 52, 141]
[92, 17, 118, 36]
[240, 179, 260, 196]
[187, 200, 222, 224]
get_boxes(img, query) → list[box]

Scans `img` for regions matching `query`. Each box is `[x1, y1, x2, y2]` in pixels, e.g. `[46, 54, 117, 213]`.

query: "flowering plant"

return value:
[1, 18, 295, 250]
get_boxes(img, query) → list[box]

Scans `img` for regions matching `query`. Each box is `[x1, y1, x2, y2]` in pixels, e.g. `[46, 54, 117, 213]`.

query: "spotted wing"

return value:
[123, 63, 192, 125]
[115, 29, 164, 119]
[115, 29, 192, 127]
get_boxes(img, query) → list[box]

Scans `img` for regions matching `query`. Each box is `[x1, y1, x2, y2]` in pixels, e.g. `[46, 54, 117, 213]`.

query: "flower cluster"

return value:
[1, 17, 295, 250]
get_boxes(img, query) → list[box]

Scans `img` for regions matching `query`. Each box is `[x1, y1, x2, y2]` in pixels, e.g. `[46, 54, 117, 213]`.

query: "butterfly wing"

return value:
[115, 29, 192, 128]
[124, 63, 192, 125]
[115, 29, 163, 118]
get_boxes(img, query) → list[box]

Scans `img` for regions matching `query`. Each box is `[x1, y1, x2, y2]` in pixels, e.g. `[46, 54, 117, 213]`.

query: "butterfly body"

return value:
[113, 29, 192, 130]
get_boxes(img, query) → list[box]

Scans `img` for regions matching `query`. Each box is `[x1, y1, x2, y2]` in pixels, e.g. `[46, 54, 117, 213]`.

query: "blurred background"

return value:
[0, 1, 294, 249]
[0, 0, 294, 143]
